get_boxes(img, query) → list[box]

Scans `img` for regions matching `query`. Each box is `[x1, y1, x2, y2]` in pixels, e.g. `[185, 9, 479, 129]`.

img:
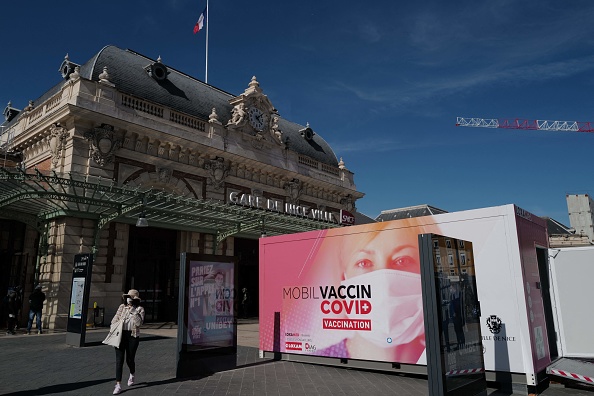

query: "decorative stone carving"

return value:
[209, 107, 221, 124]
[338, 157, 346, 170]
[98, 66, 115, 87]
[248, 76, 262, 93]
[226, 77, 277, 137]
[84, 123, 121, 166]
[227, 103, 247, 129]
[157, 167, 172, 184]
[284, 178, 302, 204]
[251, 132, 265, 149]
[270, 115, 283, 144]
[23, 100, 35, 113]
[340, 194, 355, 212]
[48, 123, 68, 168]
[69, 66, 80, 82]
[169, 145, 179, 161]
[204, 157, 229, 190]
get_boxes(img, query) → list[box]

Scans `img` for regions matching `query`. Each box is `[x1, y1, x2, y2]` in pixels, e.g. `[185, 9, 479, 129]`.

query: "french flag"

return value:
[193, 6, 207, 34]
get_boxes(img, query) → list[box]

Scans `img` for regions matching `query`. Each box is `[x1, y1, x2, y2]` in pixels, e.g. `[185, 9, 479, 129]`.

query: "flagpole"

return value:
[205, 0, 209, 84]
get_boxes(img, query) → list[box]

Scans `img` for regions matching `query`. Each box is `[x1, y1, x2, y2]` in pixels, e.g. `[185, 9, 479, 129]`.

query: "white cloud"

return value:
[359, 23, 381, 43]
[329, 135, 458, 154]
[334, 55, 594, 109]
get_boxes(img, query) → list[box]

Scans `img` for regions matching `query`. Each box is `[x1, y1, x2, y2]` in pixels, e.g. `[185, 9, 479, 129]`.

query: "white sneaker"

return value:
[127, 374, 135, 386]
[113, 384, 121, 395]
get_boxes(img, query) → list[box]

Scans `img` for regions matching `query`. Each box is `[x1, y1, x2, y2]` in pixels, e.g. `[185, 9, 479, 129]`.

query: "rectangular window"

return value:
[460, 253, 466, 265]
[459, 240, 465, 248]
[433, 239, 439, 249]
[450, 269, 455, 275]
[436, 254, 441, 265]
[448, 254, 454, 266]
[446, 239, 452, 249]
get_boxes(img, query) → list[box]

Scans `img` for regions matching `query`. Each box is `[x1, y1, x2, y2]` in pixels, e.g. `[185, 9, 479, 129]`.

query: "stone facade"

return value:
[0, 47, 364, 329]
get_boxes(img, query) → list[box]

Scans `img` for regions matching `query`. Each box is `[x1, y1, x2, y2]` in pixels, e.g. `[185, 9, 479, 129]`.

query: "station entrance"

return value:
[125, 231, 261, 323]
[235, 237, 259, 317]
[126, 226, 178, 322]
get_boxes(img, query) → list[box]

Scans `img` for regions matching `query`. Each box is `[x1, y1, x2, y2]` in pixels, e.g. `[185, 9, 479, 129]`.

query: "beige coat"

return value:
[111, 303, 145, 338]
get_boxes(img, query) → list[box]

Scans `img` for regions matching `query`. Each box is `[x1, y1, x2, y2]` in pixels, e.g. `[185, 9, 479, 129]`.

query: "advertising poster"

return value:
[260, 205, 550, 374]
[185, 260, 235, 348]
[260, 218, 442, 365]
[69, 278, 86, 319]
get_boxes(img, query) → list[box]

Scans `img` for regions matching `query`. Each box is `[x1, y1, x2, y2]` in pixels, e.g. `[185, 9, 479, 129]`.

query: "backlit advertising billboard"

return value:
[179, 254, 237, 350]
[177, 253, 238, 378]
[260, 218, 441, 364]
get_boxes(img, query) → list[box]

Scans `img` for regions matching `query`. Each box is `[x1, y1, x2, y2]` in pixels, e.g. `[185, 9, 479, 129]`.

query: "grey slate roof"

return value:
[541, 216, 573, 236]
[354, 211, 377, 224]
[375, 204, 448, 222]
[79, 46, 338, 166]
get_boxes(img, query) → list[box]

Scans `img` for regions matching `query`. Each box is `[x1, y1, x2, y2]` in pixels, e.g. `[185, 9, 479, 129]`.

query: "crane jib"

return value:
[456, 117, 594, 133]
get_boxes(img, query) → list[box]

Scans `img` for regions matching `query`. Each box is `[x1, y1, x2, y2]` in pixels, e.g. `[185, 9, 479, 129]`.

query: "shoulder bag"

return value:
[102, 318, 124, 347]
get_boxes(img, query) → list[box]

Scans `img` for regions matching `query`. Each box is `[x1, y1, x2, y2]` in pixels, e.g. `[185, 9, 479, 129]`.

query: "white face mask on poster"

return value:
[340, 269, 424, 348]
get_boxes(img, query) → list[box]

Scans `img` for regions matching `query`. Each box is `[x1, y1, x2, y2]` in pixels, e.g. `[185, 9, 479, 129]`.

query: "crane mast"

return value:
[456, 117, 594, 133]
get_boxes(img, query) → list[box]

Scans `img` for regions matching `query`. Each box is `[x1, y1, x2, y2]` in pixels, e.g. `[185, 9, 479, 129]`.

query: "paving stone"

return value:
[0, 322, 592, 395]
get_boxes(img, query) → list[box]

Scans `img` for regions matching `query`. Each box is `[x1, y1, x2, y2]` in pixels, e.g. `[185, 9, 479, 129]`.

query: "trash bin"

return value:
[94, 307, 105, 327]
[86, 308, 95, 328]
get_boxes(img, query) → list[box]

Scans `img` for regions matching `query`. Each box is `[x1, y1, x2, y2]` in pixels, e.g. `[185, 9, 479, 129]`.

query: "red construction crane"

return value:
[456, 117, 594, 133]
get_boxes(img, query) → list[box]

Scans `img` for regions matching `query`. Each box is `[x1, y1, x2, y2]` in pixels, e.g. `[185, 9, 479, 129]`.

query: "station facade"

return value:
[0, 46, 364, 329]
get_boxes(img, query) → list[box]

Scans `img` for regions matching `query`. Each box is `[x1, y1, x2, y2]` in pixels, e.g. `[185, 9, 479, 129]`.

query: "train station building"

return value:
[0, 46, 366, 328]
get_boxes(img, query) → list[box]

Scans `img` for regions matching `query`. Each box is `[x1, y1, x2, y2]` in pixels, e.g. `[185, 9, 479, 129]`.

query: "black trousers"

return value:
[115, 330, 139, 381]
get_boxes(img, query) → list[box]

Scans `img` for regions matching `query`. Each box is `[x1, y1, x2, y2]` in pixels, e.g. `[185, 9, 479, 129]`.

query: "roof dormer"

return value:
[59, 54, 80, 80]
[3, 102, 20, 122]
[145, 56, 169, 81]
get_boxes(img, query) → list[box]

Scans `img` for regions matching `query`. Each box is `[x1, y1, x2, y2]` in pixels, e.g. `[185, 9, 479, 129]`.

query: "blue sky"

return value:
[2, 1, 594, 224]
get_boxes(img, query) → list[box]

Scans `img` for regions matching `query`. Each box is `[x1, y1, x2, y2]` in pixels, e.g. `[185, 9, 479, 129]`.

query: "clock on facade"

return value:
[248, 107, 265, 131]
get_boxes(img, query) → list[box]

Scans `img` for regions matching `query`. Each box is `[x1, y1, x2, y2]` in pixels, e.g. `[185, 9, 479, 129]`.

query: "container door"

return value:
[536, 247, 558, 360]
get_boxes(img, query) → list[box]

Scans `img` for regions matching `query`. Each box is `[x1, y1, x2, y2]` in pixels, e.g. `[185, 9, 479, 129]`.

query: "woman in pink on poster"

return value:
[316, 219, 436, 364]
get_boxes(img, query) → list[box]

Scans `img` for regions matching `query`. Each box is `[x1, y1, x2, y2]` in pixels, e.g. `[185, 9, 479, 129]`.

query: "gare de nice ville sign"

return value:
[228, 191, 355, 225]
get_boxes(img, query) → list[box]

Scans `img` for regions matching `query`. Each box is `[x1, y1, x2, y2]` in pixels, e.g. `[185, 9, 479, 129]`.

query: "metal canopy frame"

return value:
[0, 167, 341, 256]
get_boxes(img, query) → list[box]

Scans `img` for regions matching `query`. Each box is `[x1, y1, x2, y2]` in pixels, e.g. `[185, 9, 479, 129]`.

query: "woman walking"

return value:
[110, 289, 145, 395]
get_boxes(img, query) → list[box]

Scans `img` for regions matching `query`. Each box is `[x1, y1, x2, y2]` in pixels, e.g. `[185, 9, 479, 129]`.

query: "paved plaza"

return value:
[0, 320, 592, 396]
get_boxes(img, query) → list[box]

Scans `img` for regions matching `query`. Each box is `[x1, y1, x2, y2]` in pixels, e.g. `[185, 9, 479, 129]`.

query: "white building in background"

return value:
[566, 194, 594, 241]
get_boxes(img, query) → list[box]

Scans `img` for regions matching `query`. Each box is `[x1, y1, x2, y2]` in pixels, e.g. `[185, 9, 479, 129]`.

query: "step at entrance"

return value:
[547, 357, 594, 386]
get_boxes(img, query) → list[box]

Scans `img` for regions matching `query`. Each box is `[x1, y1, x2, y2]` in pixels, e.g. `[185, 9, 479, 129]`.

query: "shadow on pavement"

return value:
[128, 358, 283, 392]
[85, 334, 169, 347]
[118, 377, 205, 392]
[2, 378, 113, 396]
[236, 358, 278, 369]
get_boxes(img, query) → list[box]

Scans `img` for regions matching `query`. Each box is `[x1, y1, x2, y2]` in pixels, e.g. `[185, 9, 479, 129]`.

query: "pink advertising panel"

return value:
[259, 218, 441, 365]
[514, 206, 551, 373]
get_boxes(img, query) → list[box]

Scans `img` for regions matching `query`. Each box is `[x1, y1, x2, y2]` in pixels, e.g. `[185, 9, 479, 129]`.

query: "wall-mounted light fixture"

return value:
[136, 212, 148, 228]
